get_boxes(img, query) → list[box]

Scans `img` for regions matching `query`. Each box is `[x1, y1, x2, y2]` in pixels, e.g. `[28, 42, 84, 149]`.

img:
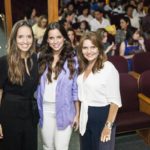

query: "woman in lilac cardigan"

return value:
[36, 22, 79, 150]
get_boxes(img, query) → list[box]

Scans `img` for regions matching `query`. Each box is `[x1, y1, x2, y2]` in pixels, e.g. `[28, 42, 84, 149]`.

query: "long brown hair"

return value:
[38, 22, 76, 82]
[96, 28, 108, 42]
[7, 20, 35, 85]
[77, 32, 107, 74]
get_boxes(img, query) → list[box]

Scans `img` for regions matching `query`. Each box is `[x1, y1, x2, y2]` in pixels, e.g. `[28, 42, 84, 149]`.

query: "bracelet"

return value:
[105, 121, 113, 129]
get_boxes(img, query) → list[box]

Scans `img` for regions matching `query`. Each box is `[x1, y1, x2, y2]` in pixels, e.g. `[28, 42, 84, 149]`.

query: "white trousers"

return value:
[40, 110, 72, 150]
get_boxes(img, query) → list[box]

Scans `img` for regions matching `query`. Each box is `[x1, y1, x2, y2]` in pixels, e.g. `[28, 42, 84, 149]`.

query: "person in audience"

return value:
[97, 28, 116, 56]
[104, 0, 117, 13]
[77, 7, 93, 23]
[37, 22, 79, 150]
[66, 2, 76, 14]
[119, 27, 146, 71]
[77, 32, 122, 150]
[63, 12, 78, 29]
[76, 20, 90, 36]
[90, 0, 99, 11]
[24, 7, 38, 26]
[129, 0, 137, 8]
[75, 0, 90, 15]
[59, 19, 70, 31]
[89, 8, 110, 31]
[111, 1, 126, 14]
[0, 20, 39, 150]
[97, 0, 105, 10]
[125, 5, 140, 29]
[60, 2, 76, 20]
[141, 6, 150, 39]
[115, 16, 132, 44]
[32, 15, 48, 48]
[67, 28, 79, 49]
[133, 1, 146, 18]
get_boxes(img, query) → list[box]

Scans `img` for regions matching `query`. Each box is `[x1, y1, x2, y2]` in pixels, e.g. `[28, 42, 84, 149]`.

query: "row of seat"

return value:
[116, 70, 150, 131]
[108, 52, 150, 74]
[116, 70, 150, 144]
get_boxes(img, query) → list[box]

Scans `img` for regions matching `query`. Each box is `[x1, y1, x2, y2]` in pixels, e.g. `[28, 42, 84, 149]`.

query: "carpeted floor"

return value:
[38, 131, 150, 150]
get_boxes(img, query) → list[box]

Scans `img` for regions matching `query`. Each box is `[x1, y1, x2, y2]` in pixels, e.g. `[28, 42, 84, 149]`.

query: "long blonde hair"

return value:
[7, 20, 35, 85]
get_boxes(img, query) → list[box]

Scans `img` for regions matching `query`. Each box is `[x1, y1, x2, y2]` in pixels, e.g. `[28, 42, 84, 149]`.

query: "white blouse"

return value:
[43, 73, 57, 103]
[77, 61, 122, 135]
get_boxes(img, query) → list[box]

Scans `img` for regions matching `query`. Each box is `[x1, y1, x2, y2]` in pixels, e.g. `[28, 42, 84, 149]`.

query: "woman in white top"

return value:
[77, 32, 122, 150]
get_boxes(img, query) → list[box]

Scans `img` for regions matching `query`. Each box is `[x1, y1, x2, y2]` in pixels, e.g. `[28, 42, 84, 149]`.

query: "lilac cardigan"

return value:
[37, 60, 78, 129]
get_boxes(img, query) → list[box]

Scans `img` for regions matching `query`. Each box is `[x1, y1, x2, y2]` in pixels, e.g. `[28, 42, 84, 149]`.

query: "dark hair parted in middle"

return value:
[126, 27, 140, 45]
[38, 22, 76, 82]
[77, 32, 107, 74]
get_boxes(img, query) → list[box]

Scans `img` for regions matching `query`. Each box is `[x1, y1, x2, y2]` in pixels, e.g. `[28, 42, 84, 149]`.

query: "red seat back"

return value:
[132, 52, 150, 74]
[139, 70, 150, 97]
[108, 56, 128, 73]
[119, 73, 139, 112]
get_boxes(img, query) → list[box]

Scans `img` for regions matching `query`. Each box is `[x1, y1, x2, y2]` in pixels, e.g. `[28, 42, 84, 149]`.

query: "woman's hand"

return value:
[138, 37, 144, 45]
[0, 124, 3, 139]
[100, 126, 111, 142]
[72, 114, 79, 131]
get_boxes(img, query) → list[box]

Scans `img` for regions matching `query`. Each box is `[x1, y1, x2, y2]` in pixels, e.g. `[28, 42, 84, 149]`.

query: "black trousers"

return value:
[0, 94, 38, 150]
[0, 117, 37, 150]
[80, 105, 116, 150]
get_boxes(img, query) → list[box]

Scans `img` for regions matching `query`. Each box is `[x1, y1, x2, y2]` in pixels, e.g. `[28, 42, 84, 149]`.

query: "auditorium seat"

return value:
[116, 73, 150, 134]
[132, 52, 150, 74]
[139, 70, 150, 97]
[108, 56, 128, 73]
[137, 70, 150, 144]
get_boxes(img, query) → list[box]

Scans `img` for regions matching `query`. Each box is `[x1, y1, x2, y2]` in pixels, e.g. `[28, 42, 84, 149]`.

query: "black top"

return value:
[0, 53, 39, 98]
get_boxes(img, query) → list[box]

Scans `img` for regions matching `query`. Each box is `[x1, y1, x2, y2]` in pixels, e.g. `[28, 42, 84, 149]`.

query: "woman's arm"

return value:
[119, 42, 134, 59]
[105, 103, 119, 125]
[72, 63, 80, 131]
[138, 37, 146, 52]
[72, 101, 80, 131]
[100, 103, 119, 142]
[105, 42, 115, 55]
[101, 65, 121, 142]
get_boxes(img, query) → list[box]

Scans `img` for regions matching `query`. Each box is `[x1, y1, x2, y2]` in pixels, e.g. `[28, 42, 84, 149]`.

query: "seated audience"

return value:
[32, 15, 47, 47]
[119, 27, 146, 71]
[97, 28, 116, 56]
[89, 8, 110, 31]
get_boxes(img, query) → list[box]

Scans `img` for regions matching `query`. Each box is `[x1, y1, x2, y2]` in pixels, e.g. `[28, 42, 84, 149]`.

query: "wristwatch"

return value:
[105, 121, 113, 129]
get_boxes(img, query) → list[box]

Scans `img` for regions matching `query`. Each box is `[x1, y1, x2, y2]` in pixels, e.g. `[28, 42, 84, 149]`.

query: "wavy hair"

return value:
[77, 32, 107, 74]
[96, 28, 108, 42]
[38, 22, 76, 82]
[7, 20, 35, 85]
[67, 28, 78, 48]
[126, 27, 139, 45]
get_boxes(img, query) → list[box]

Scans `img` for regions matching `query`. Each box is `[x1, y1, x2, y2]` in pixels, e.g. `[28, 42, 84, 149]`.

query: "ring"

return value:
[106, 135, 110, 138]
[105, 135, 110, 141]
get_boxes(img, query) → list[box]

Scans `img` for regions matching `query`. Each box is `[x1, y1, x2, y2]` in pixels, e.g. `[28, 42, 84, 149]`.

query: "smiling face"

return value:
[67, 30, 75, 42]
[82, 39, 99, 64]
[16, 26, 33, 53]
[102, 32, 108, 43]
[40, 18, 47, 28]
[95, 11, 103, 21]
[47, 29, 65, 53]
